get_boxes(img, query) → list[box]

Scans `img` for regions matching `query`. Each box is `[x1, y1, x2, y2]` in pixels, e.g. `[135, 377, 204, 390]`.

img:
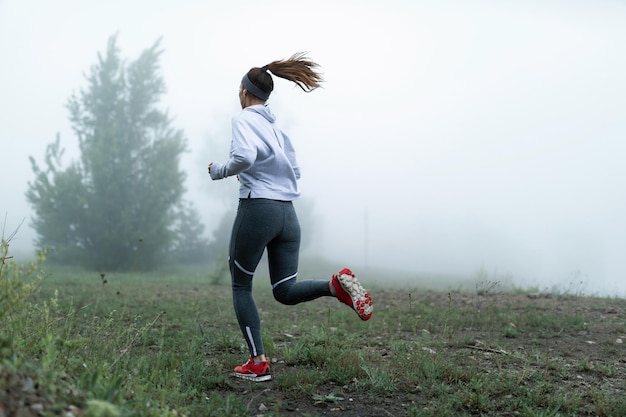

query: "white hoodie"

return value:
[210, 104, 301, 201]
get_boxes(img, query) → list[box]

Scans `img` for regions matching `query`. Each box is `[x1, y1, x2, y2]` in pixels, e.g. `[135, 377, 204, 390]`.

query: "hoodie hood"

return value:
[245, 104, 276, 123]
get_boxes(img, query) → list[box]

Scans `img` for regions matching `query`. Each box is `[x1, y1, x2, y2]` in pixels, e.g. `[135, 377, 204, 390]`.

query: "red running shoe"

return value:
[331, 268, 373, 321]
[233, 357, 272, 382]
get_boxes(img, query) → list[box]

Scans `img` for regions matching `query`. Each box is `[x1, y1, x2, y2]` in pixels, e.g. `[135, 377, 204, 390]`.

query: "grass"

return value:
[2, 259, 626, 416]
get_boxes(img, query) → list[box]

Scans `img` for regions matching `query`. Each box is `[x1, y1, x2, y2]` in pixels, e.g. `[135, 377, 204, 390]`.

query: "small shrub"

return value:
[0, 240, 48, 323]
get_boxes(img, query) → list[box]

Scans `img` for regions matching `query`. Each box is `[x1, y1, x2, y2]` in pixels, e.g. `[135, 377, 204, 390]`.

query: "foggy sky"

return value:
[1, 0, 625, 296]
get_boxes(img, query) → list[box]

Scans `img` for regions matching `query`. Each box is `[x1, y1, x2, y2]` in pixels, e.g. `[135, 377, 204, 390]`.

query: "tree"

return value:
[169, 200, 212, 264]
[26, 35, 207, 271]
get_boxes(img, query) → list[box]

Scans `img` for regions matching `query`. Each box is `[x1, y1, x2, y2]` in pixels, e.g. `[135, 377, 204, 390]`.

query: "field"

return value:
[2, 260, 626, 417]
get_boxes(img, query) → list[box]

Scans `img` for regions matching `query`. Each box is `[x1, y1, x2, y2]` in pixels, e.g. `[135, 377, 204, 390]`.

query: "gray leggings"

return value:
[229, 198, 331, 357]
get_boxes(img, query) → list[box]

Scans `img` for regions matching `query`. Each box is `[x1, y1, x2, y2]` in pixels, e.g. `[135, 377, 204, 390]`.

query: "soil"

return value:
[2, 290, 624, 417]
[226, 290, 626, 417]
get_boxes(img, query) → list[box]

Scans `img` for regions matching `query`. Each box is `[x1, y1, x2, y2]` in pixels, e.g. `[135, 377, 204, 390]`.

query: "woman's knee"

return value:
[272, 287, 297, 305]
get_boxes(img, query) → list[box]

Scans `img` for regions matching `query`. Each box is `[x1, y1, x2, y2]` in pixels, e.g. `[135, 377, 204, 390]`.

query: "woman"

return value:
[208, 53, 373, 382]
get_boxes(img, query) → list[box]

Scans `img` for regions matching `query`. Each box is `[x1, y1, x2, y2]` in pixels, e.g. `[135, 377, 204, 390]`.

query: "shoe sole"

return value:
[233, 372, 272, 382]
[337, 273, 373, 321]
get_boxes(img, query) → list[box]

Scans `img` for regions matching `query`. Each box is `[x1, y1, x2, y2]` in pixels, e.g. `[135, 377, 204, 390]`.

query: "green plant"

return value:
[26, 34, 206, 271]
[0, 240, 48, 322]
[522, 404, 561, 417]
[359, 357, 397, 396]
[3, 260, 626, 417]
[208, 251, 229, 285]
[311, 391, 344, 404]
[504, 323, 518, 338]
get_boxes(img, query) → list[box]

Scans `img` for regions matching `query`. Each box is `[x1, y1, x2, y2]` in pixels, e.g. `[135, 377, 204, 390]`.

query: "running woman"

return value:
[208, 53, 373, 382]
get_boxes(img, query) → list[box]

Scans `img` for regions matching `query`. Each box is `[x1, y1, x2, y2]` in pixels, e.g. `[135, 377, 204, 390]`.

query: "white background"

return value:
[1, 0, 625, 295]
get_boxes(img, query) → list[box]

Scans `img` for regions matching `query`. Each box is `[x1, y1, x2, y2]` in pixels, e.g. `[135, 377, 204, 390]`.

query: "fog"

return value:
[2, 0, 625, 296]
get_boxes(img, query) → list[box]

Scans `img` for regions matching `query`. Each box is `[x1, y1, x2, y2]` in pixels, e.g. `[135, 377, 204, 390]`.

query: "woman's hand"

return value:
[208, 162, 213, 174]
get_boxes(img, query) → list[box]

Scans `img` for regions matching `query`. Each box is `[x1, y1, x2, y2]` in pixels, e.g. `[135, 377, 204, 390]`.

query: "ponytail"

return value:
[264, 52, 323, 92]
[243, 52, 323, 100]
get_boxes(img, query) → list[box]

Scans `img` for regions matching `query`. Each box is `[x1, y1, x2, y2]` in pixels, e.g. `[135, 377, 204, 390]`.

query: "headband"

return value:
[241, 74, 271, 101]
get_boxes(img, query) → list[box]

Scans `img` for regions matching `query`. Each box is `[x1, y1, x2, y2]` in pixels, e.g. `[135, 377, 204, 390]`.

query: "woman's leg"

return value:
[267, 201, 373, 321]
[267, 201, 331, 304]
[229, 200, 276, 358]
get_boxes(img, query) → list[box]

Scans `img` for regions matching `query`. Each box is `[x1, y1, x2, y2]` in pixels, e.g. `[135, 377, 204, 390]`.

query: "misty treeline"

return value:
[25, 35, 215, 271]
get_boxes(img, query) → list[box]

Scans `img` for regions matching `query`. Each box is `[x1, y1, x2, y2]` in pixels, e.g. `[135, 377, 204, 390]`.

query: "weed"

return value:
[311, 391, 344, 403]
[2, 260, 626, 416]
[207, 250, 229, 285]
[325, 348, 363, 384]
[275, 367, 323, 394]
[504, 323, 518, 338]
[203, 392, 247, 417]
[523, 404, 562, 417]
[359, 358, 397, 396]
